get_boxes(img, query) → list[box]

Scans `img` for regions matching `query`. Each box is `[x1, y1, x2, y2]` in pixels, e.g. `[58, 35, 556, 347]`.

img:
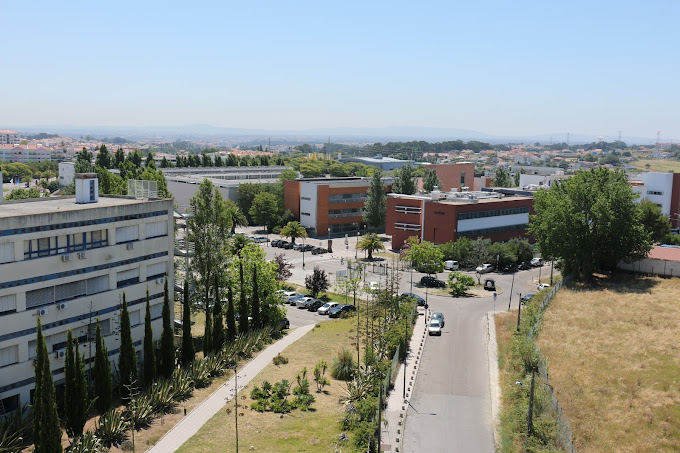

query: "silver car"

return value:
[317, 302, 339, 315]
[428, 319, 442, 336]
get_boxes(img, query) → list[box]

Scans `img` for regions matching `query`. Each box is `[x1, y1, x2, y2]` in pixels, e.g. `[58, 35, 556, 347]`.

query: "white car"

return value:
[475, 264, 494, 274]
[428, 319, 443, 336]
[368, 281, 379, 291]
[281, 292, 298, 302]
[445, 260, 460, 271]
[531, 258, 544, 267]
[317, 302, 339, 315]
[537, 283, 551, 290]
[295, 296, 314, 307]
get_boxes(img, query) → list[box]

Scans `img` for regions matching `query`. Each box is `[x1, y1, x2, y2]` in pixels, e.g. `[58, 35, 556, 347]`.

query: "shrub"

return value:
[331, 349, 356, 381]
[125, 395, 155, 430]
[313, 360, 330, 393]
[95, 409, 129, 447]
[272, 354, 289, 366]
[69, 432, 104, 453]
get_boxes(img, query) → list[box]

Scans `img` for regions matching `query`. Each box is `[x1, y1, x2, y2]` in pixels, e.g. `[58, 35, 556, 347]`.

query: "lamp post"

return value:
[356, 231, 360, 259]
[302, 237, 306, 269]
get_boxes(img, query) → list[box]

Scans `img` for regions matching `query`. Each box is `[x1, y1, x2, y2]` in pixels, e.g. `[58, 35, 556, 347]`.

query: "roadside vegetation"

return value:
[537, 275, 680, 452]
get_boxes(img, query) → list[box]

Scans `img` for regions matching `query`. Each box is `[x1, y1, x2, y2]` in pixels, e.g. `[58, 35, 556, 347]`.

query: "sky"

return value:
[2, 0, 679, 140]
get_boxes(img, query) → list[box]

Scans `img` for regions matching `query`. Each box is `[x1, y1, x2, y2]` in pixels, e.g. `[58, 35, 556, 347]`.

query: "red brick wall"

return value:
[387, 197, 424, 250]
[428, 163, 476, 192]
[283, 180, 300, 219]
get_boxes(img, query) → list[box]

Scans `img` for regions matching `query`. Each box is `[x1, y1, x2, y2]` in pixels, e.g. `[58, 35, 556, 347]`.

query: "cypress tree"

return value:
[212, 275, 224, 351]
[64, 330, 76, 437]
[204, 306, 212, 355]
[159, 278, 175, 377]
[226, 282, 236, 343]
[94, 324, 112, 413]
[118, 293, 137, 399]
[239, 260, 249, 334]
[72, 339, 88, 438]
[33, 318, 63, 453]
[181, 280, 194, 366]
[251, 265, 260, 329]
[143, 291, 155, 387]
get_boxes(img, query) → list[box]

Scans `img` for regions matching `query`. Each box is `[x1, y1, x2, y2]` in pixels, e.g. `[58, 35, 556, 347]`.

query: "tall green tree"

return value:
[159, 279, 174, 377]
[188, 179, 230, 348]
[118, 293, 137, 400]
[639, 198, 671, 242]
[143, 292, 155, 388]
[212, 275, 224, 351]
[492, 167, 513, 187]
[33, 318, 63, 453]
[305, 267, 330, 298]
[363, 169, 386, 228]
[280, 221, 307, 245]
[251, 266, 260, 329]
[249, 192, 282, 232]
[94, 324, 112, 413]
[529, 167, 651, 275]
[225, 200, 248, 235]
[393, 164, 417, 195]
[422, 168, 442, 192]
[226, 282, 236, 343]
[181, 280, 194, 366]
[95, 144, 111, 169]
[74, 147, 92, 173]
[238, 260, 248, 334]
[113, 147, 125, 168]
[406, 241, 445, 274]
[145, 152, 155, 167]
[204, 306, 212, 354]
[64, 331, 88, 439]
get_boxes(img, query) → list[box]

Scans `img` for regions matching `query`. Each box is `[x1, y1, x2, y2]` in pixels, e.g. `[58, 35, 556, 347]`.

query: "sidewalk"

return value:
[146, 323, 316, 453]
[380, 307, 429, 452]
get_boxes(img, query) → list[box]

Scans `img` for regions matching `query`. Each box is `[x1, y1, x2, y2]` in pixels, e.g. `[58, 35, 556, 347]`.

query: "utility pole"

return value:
[507, 273, 515, 311]
[517, 293, 522, 332]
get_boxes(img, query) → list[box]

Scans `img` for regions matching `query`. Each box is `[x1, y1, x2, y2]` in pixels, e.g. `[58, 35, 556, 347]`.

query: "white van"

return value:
[445, 260, 459, 271]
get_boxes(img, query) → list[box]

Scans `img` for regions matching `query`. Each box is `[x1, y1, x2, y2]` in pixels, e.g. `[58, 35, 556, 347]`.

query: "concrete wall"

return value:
[618, 258, 680, 277]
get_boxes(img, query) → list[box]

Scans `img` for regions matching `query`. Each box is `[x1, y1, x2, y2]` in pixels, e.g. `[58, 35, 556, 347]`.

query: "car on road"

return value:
[420, 276, 446, 288]
[530, 258, 544, 267]
[475, 264, 494, 274]
[328, 304, 357, 318]
[311, 247, 328, 255]
[306, 299, 325, 312]
[317, 302, 339, 315]
[401, 293, 426, 306]
[428, 319, 443, 336]
[293, 243, 306, 251]
[270, 239, 281, 247]
[302, 244, 314, 252]
[501, 263, 517, 273]
[431, 312, 445, 327]
[517, 261, 532, 270]
[251, 236, 267, 243]
[521, 293, 535, 304]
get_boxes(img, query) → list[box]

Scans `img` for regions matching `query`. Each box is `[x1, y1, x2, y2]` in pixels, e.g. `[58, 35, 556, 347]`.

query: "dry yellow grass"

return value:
[177, 318, 361, 453]
[536, 275, 680, 453]
[630, 158, 680, 173]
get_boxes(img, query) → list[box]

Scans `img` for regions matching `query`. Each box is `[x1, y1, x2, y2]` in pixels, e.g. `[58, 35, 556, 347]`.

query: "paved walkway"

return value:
[147, 323, 316, 453]
[380, 307, 429, 452]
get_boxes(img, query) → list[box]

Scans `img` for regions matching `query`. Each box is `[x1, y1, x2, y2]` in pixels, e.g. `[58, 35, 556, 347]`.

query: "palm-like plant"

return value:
[280, 221, 307, 245]
[228, 233, 251, 257]
[225, 201, 248, 235]
[357, 233, 384, 260]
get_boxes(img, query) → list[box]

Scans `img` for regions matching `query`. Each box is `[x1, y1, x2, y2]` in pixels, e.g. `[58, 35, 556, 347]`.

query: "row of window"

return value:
[0, 210, 169, 238]
[458, 224, 528, 237]
[647, 190, 663, 196]
[24, 230, 108, 260]
[458, 207, 529, 220]
[328, 208, 364, 219]
[328, 193, 367, 203]
[395, 222, 421, 232]
[395, 205, 422, 214]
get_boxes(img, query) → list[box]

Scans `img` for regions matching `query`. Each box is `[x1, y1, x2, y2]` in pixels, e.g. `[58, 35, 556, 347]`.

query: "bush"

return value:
[272, 354, 289, 366]
[95, 409, 129, 447]
[331, 349, 356, 381]
[69, 432, 105, 453]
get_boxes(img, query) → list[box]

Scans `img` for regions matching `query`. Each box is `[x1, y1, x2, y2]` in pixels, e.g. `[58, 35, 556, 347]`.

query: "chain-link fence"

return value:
[527, 275, 576, 452]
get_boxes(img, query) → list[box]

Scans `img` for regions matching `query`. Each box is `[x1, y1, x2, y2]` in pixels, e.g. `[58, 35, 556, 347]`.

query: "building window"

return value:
[301, 212, 311, 216]
[0, 242, 14, 264]
[0, 346, 18, 368]
[0, 395, 19, 414]
[458, 224, 527, 237]
[129, 310, 141, 327]
[0, 294, 16, 315]
[116, 225, 139, 244]
[647, 190, 663, 196]
[434, 211, 445, 215]
[146, 221, 168, 239]
[150, 303, 162, 320]
[117, 269, 140, 288]
[460, 171, 466, 186]
[147, 262, 167, 281]
[458, 206, 529, 220]
[23, 230, 108, 260]
[301, 197, 311, 201]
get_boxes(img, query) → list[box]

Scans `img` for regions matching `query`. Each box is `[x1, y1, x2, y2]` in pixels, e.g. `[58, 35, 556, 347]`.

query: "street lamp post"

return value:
[302, 237, 306, 269]
[356, 231, 360, 259]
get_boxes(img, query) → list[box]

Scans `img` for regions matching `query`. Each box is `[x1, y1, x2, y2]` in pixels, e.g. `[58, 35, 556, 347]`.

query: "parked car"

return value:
[501, 263, 518, 273]
[428, 319, 443, 336]
[271, 239, 282, 247]
[173, 319, 195, 332]
[431, 312, 445, 327]
[278, 318, 290, 330]
[521, 293, 535, 304]
[420, 276, 446, 288]
[306, 299, 325, 312]
[317, 302, 339, 315]
[400, 293, 426, 306]
[283, 242, 294, 249]
[328, 304, 357, 318]
[537, 283, 551, 290]
[475, 264, 494, 274]
[445, 260, 460, 271]
[253, 237, 267, 243]
[531, 258, 544, 267]
[517, 261, 532, 270]
[296, 296, 315, 308]
[282, 292, 298, 303]
[311, 247, 328, 255]
[290, 293, 312, 306]
[293, 243, 305, 251]
[368, 281, 379, 291]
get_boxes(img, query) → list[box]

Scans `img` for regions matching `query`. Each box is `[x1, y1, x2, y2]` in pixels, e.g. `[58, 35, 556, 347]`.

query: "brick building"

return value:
[386, 190, 533, 250]
[284, 177, 392, 237]
[417, 162, 475, 192]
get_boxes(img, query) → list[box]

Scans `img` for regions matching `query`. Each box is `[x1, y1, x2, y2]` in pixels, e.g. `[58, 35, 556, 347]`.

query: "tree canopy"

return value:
[639, 198, 671, 242]
[405, 241, 444, 274]
[529, 167, 651, 275]
[357, 233, 384, 260]
[422, 168, 442, 192]
[392, 164, 417, 195]
[363, 169, 386, 228]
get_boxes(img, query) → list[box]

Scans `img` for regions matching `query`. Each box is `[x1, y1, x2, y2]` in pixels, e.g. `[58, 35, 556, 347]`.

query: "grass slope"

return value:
[177, 318, 361, 453]
[536, 275, 680, 452]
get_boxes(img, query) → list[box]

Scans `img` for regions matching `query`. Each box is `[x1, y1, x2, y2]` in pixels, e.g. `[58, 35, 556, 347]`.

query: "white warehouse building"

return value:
[0, 175, 174, 412]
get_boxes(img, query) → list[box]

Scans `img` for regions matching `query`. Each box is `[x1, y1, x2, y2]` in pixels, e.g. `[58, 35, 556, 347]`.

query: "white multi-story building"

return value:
[0, 175, 174, 412]
[0, 130, 19, 145]
[59, 162, 76, 186]
[630, 172, 678, 218]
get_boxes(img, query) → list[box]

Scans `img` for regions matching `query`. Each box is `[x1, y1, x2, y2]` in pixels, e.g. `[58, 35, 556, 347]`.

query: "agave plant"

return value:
[204, 354, 226, 377]
[125, 394, 155, 430]
[68, 432, 104, 452]
[340, 366, 379, 406]
[189, 359, 212, 388]
[148, 380, 177, 414]
[170, 369, 194, 401]
[94, 409, 129, 447]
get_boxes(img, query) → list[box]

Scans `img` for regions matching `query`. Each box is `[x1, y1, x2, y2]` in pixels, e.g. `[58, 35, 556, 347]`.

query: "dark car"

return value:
[271, 239, 282, 247]
[306, 299, 325, 311]
[328, 304, 357, 318]
[420, 276, 446, 288]
[517, 261, 532, 270]
[283, 242, 294, 249]
[521, 293, 535, 304]
[501, 263, 518, 273]
[278, 318, 290, 330]
[401, 293, 426, 306]
[311, 247, 327, 255]
[303, 244, 315, 252]
[293, 243, 305, 251]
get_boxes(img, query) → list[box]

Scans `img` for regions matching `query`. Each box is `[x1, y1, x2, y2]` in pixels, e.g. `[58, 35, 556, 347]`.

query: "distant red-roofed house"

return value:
[618, 245, 680, 277]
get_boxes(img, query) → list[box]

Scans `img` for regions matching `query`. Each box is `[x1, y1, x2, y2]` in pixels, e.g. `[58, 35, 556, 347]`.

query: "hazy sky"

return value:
[2, 1, 679, 139]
